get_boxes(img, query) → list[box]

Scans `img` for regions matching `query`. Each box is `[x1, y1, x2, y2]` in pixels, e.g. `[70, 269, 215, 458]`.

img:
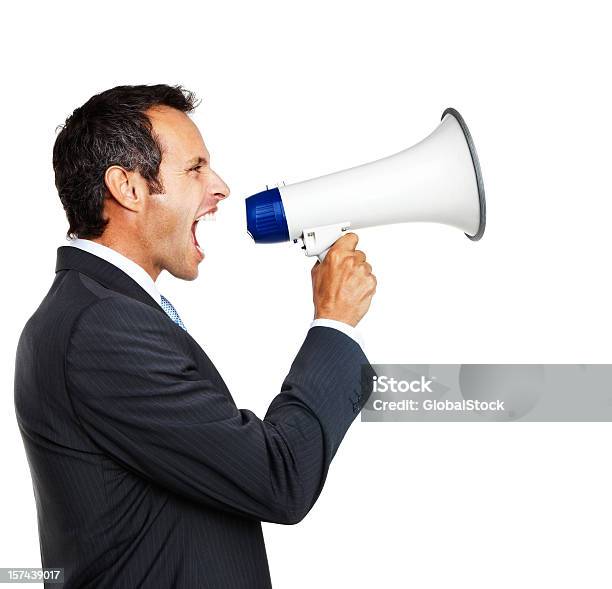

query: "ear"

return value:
[104, 166, 150, 212]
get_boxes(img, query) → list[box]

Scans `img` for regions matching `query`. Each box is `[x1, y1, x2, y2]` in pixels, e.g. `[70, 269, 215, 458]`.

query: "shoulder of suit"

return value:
[66, 273, 171, 335]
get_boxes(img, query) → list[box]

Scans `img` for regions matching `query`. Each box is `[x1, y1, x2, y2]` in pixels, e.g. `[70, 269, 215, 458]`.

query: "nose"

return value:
[211, 170, 230, 202]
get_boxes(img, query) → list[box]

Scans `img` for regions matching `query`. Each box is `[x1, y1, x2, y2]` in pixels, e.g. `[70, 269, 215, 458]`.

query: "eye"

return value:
[189, 165, 203, 173]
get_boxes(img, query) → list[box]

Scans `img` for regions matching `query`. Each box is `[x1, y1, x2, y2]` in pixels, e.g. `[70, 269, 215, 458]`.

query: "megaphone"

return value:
[245, 107, 485, 261]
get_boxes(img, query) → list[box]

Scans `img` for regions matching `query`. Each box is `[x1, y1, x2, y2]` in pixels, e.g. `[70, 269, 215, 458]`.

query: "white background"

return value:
[2, 1, 612, 587]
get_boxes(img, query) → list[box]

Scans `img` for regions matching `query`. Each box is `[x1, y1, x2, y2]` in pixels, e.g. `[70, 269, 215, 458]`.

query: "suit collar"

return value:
[66, 238, 162, 305]
[56, 246, 163, 313]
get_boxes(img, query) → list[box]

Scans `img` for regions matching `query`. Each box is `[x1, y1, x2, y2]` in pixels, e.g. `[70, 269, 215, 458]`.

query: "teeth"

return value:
[194, 211, 217, 225]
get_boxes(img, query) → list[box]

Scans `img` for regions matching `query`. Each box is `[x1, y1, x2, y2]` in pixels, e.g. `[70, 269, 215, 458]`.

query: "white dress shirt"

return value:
[66, 238, 364, 349]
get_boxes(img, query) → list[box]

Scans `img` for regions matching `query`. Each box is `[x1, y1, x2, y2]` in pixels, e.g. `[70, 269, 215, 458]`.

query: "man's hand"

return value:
[311, 232, 377, 327]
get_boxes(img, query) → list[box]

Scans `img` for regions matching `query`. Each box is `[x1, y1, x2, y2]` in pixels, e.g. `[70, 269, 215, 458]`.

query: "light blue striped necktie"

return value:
[160, 294, 187, 331]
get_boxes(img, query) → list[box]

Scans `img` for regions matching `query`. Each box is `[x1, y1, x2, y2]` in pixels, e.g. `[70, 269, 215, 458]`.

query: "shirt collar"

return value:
[65, 238, 162, 307]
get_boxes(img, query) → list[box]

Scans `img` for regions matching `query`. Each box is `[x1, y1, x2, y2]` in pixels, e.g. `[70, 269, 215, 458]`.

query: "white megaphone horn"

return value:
[245, 108, 486, 261]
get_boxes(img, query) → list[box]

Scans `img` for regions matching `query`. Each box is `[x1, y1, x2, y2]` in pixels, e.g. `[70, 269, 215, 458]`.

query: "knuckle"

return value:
[327, 248, 341, 263]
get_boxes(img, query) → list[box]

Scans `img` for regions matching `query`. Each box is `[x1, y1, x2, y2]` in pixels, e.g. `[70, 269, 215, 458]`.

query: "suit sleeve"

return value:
[65, 297, 374, 525]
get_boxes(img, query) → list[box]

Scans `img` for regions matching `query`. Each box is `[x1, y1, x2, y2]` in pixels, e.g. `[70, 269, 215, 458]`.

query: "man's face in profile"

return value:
[142, 106, 230, 280]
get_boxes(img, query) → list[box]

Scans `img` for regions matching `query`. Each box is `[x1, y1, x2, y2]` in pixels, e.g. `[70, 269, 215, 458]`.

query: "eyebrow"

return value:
[185, 156, 208, 168]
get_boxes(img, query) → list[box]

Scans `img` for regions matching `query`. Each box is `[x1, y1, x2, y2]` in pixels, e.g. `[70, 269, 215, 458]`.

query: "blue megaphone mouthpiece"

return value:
[245, 187, 290, 243]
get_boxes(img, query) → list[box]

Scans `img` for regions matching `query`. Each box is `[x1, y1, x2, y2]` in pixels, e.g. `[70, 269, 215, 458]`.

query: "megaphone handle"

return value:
[301, 221, 351, 261]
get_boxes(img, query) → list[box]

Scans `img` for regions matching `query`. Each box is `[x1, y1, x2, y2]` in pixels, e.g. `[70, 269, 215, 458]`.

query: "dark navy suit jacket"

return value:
[14, 246, 374, 588]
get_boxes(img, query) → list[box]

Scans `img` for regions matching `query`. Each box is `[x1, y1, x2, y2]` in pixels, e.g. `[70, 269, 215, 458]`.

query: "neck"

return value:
[90, 235, 161, 281]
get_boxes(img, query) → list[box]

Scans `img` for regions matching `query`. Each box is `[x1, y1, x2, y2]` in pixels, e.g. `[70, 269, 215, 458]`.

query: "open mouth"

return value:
[191, 220, 203, 256]
[191, 209, 217, 258]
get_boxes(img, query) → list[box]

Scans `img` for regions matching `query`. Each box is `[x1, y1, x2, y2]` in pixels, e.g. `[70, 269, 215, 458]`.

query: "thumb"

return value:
[332, 232, 359, 252]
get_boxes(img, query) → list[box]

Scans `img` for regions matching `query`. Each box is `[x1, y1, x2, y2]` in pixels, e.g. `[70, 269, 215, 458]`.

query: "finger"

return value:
[332, 232, 359, 252]
[353, 250, 366, 264]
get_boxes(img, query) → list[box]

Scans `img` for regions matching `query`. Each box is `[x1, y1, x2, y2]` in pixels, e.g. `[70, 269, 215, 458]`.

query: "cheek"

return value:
[146, 196, 181, 238]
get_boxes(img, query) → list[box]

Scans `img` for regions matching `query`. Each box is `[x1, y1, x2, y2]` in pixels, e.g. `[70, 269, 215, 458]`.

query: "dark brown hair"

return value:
[53, 84, 198, 238]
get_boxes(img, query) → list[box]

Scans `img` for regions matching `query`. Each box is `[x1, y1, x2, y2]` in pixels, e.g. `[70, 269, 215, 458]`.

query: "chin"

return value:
[186, 267, 200, 281]
[173, 266, 200, 281]
[166, 258, 201, 281]
[163, 244, 204, 281]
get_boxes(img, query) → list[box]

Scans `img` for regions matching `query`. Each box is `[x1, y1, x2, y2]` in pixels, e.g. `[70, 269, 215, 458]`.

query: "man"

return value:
[14, 85, 377, 588]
